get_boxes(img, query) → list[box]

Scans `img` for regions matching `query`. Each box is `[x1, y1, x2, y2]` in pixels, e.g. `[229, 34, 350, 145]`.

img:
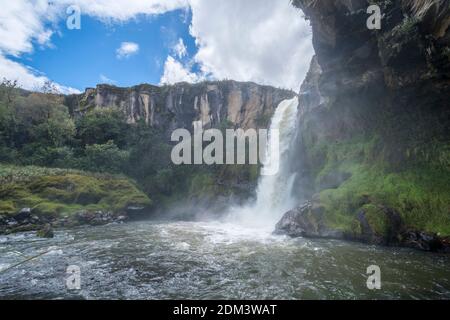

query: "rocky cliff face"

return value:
[66, 81, 295, 134]
[292, 0, 449, 149]
[278, 0, 450, 251]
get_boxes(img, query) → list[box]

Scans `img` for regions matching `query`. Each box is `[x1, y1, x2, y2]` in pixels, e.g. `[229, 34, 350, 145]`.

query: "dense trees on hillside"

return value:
[0, 80, 259, 208]
[0, 80, 197, 204]
[0, 81, 126, 172]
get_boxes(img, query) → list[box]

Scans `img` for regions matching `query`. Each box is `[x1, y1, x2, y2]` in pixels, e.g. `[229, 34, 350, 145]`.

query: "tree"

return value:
[76, 109, 129, 147]
[83, 140, 129, 173]
[13, 93, 76, 148]
[0, 78, 18, 109]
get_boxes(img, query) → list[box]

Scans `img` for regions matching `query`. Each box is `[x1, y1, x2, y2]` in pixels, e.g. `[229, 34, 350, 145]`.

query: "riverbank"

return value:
[0, 164, 151, 235]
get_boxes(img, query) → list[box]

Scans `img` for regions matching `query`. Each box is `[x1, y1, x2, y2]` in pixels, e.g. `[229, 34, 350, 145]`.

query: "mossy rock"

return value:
[313, 143, 450, 239]
[362, 204, 389, 237]
[28, 175, 107, 205]
[0, 165, 152, 220]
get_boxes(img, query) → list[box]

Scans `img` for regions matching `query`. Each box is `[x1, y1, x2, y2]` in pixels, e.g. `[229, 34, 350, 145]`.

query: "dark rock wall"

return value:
[292, 0, 450, 192]
[279, 0, 450, 250]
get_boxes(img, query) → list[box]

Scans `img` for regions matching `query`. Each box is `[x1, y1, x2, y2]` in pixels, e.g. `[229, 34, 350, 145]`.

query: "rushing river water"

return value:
[0, 219, 450, 300]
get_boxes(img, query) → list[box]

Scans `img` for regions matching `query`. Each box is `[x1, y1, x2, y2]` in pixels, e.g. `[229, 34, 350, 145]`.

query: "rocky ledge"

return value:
[275, 200, 450, 253]
[0, 207, 141, 237]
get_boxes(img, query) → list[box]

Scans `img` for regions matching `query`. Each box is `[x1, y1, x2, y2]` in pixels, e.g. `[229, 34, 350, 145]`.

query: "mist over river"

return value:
[1, 219, 450, 299]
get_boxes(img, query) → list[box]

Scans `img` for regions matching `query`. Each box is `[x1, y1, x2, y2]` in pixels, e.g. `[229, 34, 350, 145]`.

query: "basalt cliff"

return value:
[276, 0, 450, 252]
[66, 81, 295, 134]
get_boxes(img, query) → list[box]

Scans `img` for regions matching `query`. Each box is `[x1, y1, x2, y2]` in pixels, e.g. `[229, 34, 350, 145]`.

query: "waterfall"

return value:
[228, 97, 299, 229]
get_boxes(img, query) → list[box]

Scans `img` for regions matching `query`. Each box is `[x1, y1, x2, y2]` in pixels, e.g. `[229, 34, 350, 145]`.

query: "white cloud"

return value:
[62, 0, 189, 21]
[160, 0, 314, 90]
[160, 56, 199, 84]
[189, 0, 314, 91]
[0, 0, 187, 93]
[172, 38, 188, 59]
[99, 74, 116, 84]
[116, 42, 140, 59]
[0, 55, 80, 94]
[0, 0, 188, 57]
[0, 0, 314, 93]
[0, 0, 57, 56]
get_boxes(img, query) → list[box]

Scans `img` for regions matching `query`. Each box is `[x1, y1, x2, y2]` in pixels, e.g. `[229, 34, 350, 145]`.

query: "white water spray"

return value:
[228, 97, 299, 230]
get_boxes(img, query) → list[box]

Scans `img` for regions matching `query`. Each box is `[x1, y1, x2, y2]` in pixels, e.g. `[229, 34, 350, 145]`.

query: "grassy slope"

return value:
[305, 134, 450, 237]
[0, 164, 151, 218]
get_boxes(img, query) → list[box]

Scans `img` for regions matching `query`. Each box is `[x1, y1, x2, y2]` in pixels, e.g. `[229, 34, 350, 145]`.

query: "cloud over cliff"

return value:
[0, 0, 313, 92]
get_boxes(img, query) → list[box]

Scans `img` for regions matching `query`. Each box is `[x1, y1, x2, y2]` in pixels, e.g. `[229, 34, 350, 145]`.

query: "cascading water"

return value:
[228, 96, 299, 230]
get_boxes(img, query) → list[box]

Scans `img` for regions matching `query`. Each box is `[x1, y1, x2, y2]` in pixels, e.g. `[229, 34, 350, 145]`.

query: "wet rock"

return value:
[354, 206, 405, 246]
[87, 211, 125, 226]
[15, 208, 31, 222]
[125, 206, 147, 220]
[277, 200, 450, 253]
[7, 219, 18, 226]
[274, 201, 343, 239]
[36, 224, 54, 238]
[0, 215, 7, 226]
[30, 215, 41, 223]
[116, 215, 128, 222]
[274, 202, 312, 237]
[402, 231, 446, 252]
[75, 211, 95, 223]
[126, 206, 145, 212]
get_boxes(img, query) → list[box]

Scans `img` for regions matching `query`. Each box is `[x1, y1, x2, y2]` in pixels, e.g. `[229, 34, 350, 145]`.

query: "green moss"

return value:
[302, 127, 450, 237]
[99, 178, 152, 211]
[28, 174, 108, 205]
[249, 165, 259, 183]
[0, 200, 16, 215]
[350, 219, 362, 236]
[318, 163, 450, 236]
[189, 173, 216, 197]
[362, 204, 388, 236]
[33, 202, 69, 217]
[0, 164, 151, 218]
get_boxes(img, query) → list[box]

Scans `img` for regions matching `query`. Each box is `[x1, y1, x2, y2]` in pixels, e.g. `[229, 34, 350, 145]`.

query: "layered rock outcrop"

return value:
[66, 81, 296, 135]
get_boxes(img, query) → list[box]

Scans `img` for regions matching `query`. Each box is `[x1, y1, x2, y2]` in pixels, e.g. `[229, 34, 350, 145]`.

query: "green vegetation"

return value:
[0, 164, 151, 217]
[0, 80, 259, 226]
[304, 133, 450, 237]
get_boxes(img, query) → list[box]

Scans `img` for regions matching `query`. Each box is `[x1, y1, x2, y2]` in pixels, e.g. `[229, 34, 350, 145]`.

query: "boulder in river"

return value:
[15, 208, 32, 222]
[275, 200, 450, 253]
[274, 201, 343, 239]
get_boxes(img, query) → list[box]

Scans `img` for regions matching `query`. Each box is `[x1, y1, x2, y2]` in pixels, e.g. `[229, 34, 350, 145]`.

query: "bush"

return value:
[76, 108, 129, 147]
[83, 140, 129, 173]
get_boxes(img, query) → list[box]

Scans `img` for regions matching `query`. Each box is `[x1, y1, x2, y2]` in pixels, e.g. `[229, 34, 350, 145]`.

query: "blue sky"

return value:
[9, 9, 197, 89]
[0, 0, 314, 94]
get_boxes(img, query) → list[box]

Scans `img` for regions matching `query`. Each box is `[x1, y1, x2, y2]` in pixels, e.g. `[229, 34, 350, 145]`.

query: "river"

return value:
[1, 219, 449, 299]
